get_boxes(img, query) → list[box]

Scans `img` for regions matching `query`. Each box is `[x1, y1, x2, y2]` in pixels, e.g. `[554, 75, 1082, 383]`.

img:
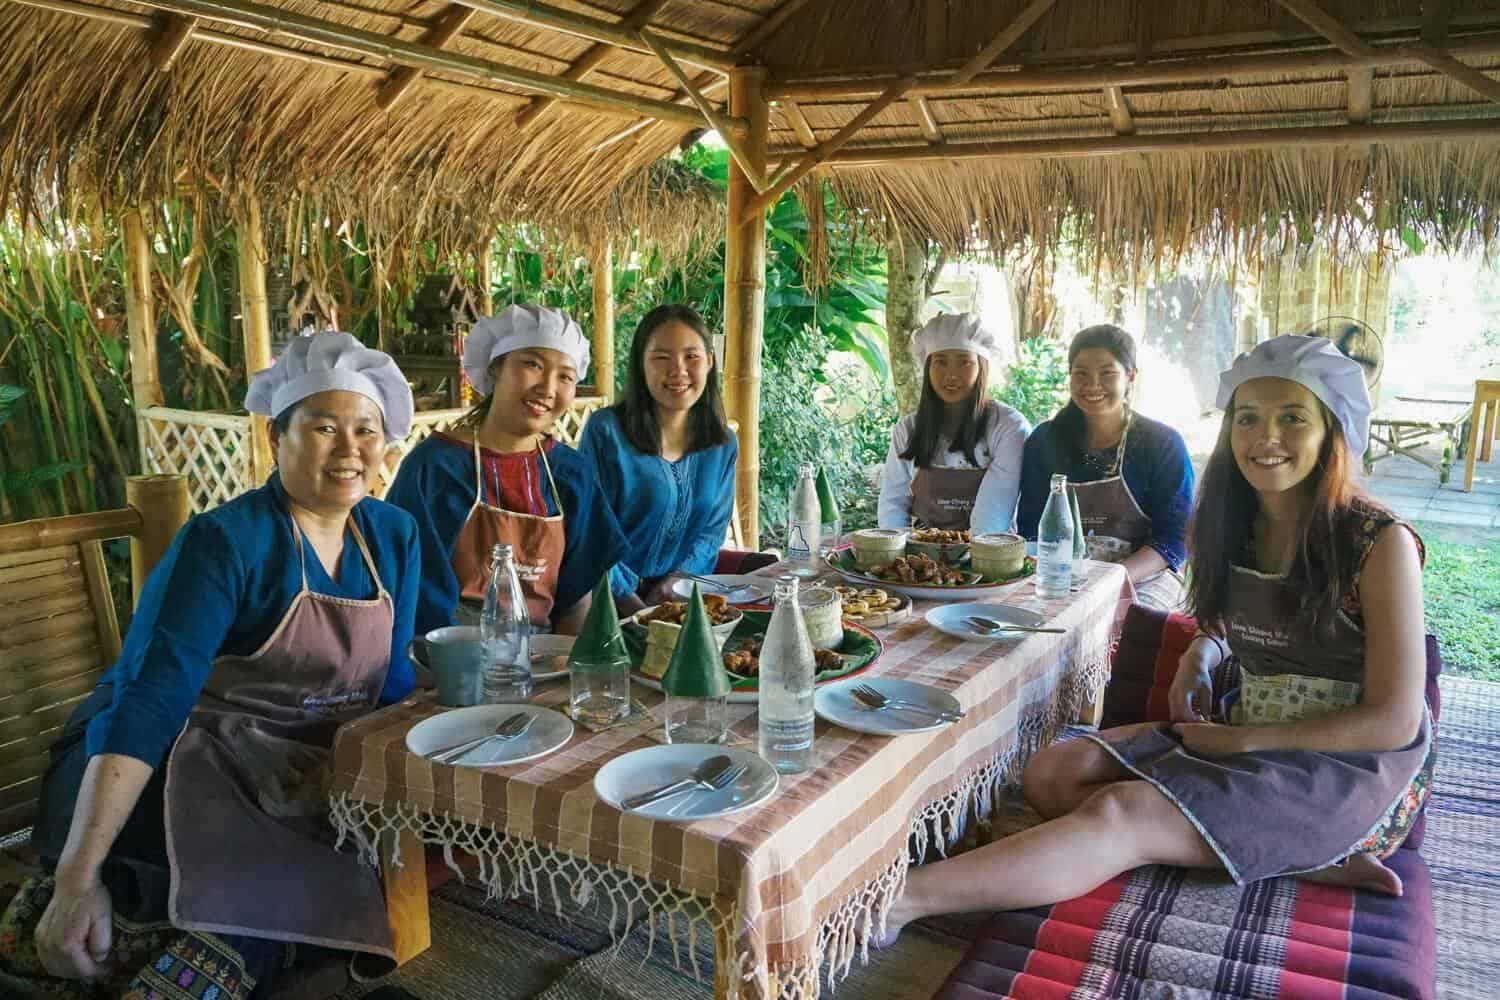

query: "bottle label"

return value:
[786, 523, 815, 561]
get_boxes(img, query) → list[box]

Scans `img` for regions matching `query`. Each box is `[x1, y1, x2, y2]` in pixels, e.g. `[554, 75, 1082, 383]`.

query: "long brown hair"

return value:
[1185, 396, 1362, 638]
[898, 355, 993, 468]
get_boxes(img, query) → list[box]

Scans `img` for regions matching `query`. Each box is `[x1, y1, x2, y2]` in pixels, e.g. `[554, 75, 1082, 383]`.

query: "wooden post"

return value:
[381, 829, 431, 965]
[723, 66, 769, 549]
[126, 474, 189, 602]
[591, 238, 615, 401]
[477, 241, 494, 316]
[122, 208, 163, 474]
[236, 193, 275, 484]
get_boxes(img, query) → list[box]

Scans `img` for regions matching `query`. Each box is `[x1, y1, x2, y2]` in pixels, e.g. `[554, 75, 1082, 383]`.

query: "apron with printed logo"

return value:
[911, 466, 986, 532]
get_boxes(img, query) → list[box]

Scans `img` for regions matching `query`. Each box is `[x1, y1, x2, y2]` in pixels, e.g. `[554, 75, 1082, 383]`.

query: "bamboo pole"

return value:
[126, 475, 190, 602]
[124, 0, 732, 131]
[122, 208, 163, 478]
[0, 508, 145, 554]
[590, 238, 615, 402]
[235, 193, 274, 485]
[1410, 43, 1500, 104]
[1275, 0, 1377, 59]
[513, 0, 669, 129]
[453, 0, 733, 74]
[477, 242, 494, 316]
[638, 29, 766, 192]
[148, 13, 198, 71]
[822, 117, 1500, 166]
[762, 30, 1500, 100]
[951, 0, 1058, 86]
[375, 4, 476, 111]
[733, 0, 814, 55]
[723, 67, 769, 549]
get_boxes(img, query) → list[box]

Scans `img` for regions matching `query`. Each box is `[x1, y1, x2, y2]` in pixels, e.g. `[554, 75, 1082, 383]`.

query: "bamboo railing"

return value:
[139, 398, 610, 513]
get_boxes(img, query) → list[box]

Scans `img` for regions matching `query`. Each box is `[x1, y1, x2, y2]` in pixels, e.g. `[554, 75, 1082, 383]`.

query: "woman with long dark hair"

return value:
[1016, 324, 1194, 609]
[386, 304, 626, 636]
[877, 336, 1431, 940]
[877, 313, 1029, 535]
[578, 304, 736, 614]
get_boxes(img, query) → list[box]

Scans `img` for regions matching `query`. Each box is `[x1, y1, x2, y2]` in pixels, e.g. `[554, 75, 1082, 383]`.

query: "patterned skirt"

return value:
[0, 874, 284, 999]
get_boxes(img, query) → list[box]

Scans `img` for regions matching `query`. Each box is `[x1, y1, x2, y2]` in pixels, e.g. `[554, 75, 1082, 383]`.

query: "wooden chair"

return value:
[1462, 378, 1500, 492]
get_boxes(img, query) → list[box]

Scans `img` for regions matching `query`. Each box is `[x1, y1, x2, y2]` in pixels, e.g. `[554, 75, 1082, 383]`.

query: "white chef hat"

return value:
[910, 312, 1004, 374]
[463, 304, 591, 397]
[245, 331, 413, 441]
[1215, 334, 1372, 457]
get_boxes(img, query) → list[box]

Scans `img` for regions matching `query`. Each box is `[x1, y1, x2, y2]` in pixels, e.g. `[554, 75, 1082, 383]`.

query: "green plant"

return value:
[993, 337, 1070, 425]
[1415, 523, 1500, 681]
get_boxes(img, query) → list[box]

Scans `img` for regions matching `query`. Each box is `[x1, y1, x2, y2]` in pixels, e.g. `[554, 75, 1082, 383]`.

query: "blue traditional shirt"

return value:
[1016, 412, 1195, 571]
[385, 432, 627, 634]
[576, 406, 738, 598]
[84, 473, 420, 768]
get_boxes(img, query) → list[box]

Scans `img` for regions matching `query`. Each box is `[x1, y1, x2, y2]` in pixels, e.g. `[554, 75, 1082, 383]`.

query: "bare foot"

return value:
[1298, 854, 1403, 896]
[873, 897, 914, 949]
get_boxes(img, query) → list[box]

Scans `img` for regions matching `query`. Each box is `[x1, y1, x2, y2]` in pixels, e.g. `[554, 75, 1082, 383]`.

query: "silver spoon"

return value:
[430, 711, 532, 764]
[965, 616, 1066, 636]
[621, 754, 738, 811]
[851, 683, 964, 723]
[679, 573, 765, 603]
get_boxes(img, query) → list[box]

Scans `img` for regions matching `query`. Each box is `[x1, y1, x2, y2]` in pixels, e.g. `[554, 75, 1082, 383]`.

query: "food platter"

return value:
[827, 547, 1037, 602]
[625, 607, 882, 705]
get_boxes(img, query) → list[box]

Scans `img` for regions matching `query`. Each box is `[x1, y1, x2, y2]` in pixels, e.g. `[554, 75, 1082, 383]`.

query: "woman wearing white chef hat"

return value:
[9, 331, 421, 993]
[878, 335, 1432, 942]
[387, 303, 625, 636]
[877, 312, 1030, 536]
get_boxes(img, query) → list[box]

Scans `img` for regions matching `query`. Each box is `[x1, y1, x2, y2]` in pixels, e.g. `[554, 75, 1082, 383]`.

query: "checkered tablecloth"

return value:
[329, 561, 1132, 1000]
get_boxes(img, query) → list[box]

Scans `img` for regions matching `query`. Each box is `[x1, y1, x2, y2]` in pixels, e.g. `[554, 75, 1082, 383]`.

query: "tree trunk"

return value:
[885, 227, 929, 414]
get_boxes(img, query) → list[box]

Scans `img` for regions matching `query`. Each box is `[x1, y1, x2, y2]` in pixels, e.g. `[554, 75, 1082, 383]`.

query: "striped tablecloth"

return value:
[328, 561, 1132, 1000]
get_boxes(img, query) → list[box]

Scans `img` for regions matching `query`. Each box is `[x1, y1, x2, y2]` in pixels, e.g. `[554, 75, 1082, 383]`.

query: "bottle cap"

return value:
[660, 584, 732, 698]
[567, 573, 629, 665]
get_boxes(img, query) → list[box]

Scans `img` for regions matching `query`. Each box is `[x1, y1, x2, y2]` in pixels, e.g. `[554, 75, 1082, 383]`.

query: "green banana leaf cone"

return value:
[569, 573, 630, 667]
[660, 584, 732, 698]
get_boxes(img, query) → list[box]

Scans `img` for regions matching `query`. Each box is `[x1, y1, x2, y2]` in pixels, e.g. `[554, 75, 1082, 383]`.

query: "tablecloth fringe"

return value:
[328, 646, 1109, 1000]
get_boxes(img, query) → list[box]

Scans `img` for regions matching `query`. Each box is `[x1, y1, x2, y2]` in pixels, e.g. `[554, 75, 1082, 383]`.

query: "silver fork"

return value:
[965, 616, 1066, 636]
[851, 683, 964, 723]
[431, 712, 533, 764]
[664, 762, 751, 817]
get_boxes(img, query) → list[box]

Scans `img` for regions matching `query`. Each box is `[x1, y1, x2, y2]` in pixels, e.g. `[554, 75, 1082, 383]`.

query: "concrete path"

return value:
[1365, 442, 1500, 529]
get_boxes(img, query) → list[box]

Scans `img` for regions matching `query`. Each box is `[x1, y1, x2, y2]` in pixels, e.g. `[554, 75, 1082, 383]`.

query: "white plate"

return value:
[814, 677, 962, 736]
[406, 704, 574, 767]
[924, 602, 1048, 641]
[593, 744, 778, 822]
[529, 634, 574, 682]
[668, 575, 771, 605]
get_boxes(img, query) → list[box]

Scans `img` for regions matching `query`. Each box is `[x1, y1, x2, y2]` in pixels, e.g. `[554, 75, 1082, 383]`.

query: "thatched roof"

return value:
[4, 0, 1500, 263]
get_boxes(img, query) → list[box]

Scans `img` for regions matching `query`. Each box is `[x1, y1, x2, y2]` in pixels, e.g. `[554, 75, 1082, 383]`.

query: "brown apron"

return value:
[449, 436, 567, 628]
[1088, 561, 1433, 883]
[164, 514, 395, 960]
[1070, 423, 1183, 610]
[911, 466, 986, 531]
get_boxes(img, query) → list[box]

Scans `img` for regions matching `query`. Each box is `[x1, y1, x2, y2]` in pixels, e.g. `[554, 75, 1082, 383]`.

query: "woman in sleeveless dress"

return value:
[880, 334, 1431, 938]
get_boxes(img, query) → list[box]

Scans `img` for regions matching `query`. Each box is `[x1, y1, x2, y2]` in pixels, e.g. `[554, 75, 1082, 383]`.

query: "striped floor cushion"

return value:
[932, 848, 1435, 1000]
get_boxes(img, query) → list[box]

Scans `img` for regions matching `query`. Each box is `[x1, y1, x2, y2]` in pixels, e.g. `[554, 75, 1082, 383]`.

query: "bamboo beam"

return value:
[1425, 0, 1452, 44]
[235, 194, 274, 485]
[0, 508, 145, 554]
[376, 4, 476, 111]
[125, 0, 730, 131]
[512, 0, 668, 129]
[1347, 67, 1373, 122]
[779, 99, 817, 147]
[723, 67, 768, 549]
[733, 0, 815, 56]
[952, 0, 1058, 86]
[126, 475, 190, 602]
[121, 209, 163, 450]
[148, 13, 197, 71]
[740, 76, 917, 222]
[639, 28, 766, 191]
[1103, 84, 1133, 133]
[477, 243, 493, 316]
[1275, 0, 1377, 59]
[590, 239, 615, 402]
[453, 0, 733, 74]
[1410, 43, 1500, 104]
[911, 95, 944, 142]
[822, 117, 1500, 166]
[764, 31, 1500, 100]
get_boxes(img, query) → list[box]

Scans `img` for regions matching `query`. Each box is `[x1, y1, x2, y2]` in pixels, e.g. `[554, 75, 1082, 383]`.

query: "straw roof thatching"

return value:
[4, 0, 1500, 264]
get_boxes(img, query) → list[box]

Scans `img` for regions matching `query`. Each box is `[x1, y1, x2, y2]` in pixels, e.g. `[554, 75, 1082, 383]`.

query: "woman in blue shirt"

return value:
[386, 304, 627, 635]
[578, 304, 737, 614]
[7, 333, 420, 998]
[1016, 324, 1195, 609]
